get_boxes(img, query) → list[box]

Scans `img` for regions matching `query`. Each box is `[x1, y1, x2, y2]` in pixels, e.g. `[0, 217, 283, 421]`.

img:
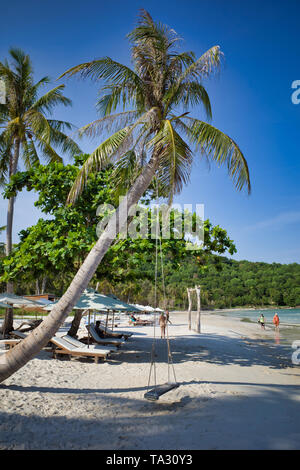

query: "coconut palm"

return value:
[0, 11, 250, 382]
[0, 226, 5, 257]
[0, 48, 81, 334]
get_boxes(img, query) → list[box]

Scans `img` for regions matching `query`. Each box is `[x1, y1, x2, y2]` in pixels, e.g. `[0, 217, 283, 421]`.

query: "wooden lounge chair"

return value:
[50, 335, 113, 363]
[86, 324, 126, 347]
[0, 338, 22, 350]
[128, 317, 154, 326]
[9, 330, 27, 339]
[97, 324, 133, 340]
[61, 334, 118, 353]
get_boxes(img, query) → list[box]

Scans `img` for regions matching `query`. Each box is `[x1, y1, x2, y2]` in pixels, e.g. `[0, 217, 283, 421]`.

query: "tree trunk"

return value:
[196, 285, 201, 334]
[0, 154, 158, 383]
[3, 139, 20, 336]
[68, 310, 84, 337]
[41, 277, 47, 295]
[187, 288, 192, 330]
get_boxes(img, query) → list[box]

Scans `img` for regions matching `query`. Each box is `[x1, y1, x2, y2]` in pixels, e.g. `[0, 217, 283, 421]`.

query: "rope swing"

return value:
[144, 176, 179, 401]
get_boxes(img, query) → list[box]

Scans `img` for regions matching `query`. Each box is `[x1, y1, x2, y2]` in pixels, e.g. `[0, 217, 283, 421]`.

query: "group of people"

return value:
[258, 312, 280, 331]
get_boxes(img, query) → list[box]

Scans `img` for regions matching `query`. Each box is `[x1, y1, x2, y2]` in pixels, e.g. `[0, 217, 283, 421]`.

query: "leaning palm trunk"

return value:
[0, 155, 158, 382]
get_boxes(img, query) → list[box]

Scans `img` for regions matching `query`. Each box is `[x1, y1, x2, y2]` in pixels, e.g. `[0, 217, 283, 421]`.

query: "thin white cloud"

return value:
[245, 211, 300, 231]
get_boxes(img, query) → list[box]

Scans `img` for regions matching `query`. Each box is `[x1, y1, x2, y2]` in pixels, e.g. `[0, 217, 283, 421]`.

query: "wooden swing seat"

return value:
[144, 382, 179, 401]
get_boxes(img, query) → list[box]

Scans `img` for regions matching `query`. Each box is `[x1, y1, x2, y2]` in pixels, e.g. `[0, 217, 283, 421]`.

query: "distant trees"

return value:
[170, 257, 300, 309]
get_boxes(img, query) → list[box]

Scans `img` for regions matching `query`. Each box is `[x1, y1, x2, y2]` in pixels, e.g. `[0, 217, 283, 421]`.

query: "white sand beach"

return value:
[0, 311, 300, 450]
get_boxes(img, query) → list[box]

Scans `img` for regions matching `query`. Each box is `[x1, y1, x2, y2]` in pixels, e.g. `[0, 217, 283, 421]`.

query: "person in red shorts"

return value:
[273, 313, 280, 331]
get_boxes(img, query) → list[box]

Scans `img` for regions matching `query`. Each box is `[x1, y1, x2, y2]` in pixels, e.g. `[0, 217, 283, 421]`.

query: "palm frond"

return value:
[148, 119, 193, 203]
[110, 150, 141, 199]
[164, 46, 222, 113]
[22, 138, 39, 169]
[78, 110, 139, 139]
[165, 81, 212, 119]
[24, 109, 51, 143]
[34, 134, 63, 164]
[67, 126, 132, 204]
[59, 57, 142, 86]
[48, 125, 82, 158]
[181, 116, 251, 193]
[32, 84, 72, 114]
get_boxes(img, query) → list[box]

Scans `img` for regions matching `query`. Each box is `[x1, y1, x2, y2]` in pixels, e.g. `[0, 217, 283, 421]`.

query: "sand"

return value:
[0, 311, 300, 450]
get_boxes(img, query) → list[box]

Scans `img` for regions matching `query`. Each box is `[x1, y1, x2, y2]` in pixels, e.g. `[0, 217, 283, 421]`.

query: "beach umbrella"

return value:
[44, 289, 143, 312]
[44, 289, 143, 346]
[0, 293, 46, 308]
[0, 302, 13, 309]
[133, 303, 155, 312]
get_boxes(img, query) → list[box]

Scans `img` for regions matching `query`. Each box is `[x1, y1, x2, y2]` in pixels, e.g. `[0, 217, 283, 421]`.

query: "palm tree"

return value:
[0, 48, 81, 333]
[0, 226, 5, 257]
[0, 11, 250, 382]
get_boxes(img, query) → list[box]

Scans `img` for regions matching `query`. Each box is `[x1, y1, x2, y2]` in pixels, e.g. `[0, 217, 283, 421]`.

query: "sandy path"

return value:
[0, 312, 299, 449]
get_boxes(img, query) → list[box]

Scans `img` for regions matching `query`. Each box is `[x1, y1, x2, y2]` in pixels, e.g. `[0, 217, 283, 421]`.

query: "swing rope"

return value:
[146, 175, 177, 397]
[158, 204, 177, 385]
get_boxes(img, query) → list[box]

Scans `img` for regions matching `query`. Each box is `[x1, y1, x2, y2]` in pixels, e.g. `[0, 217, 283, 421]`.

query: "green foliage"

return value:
[0, 157, 237, 301]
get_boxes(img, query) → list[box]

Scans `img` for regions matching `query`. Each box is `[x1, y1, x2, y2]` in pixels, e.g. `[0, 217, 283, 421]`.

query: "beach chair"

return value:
[0, 338, 22, 350]
[50, 336, 113, 363]
[97, 324, 133, 340]
[86, 324, 126, 347]
[128, 317, 154, 326]
[61, 334, 118, 353]
[9, 330, 27, 339]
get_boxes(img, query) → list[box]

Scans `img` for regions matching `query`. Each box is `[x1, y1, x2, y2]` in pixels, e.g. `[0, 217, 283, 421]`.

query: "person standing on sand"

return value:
[165, 309, 172, 325]
[159, 313, 167, 339]
[273, 313, 280, 331]
[258, 313, 266, 330]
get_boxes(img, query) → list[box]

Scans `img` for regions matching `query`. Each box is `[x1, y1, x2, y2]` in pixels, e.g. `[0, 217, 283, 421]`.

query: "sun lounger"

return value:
[129, 318, 154, 326]
[86, 324, 126, 347]
[9, 330, 27, 339]
[97, 324, 133, 340]
[0, 338, 22, 350]
[61, 334, 118, 353]
[50, 336, 113, 363]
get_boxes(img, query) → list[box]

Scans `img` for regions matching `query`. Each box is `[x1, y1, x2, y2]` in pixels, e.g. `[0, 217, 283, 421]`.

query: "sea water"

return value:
[216, 307, 300, 347]
[217, 308, 300, 326]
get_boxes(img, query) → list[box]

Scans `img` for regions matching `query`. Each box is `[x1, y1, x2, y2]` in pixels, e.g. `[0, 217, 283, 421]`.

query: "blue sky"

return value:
[0, 0, 300, 264]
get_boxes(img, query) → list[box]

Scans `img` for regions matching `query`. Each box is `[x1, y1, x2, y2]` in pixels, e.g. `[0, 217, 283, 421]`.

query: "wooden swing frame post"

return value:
[187, 288, 192, 330]
[187, 285, 201, 334]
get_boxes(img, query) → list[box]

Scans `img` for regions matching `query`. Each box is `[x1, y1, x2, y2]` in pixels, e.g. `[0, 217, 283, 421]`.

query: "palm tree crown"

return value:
[61, 9, 250, 204]
[0, 48, 81, 183]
